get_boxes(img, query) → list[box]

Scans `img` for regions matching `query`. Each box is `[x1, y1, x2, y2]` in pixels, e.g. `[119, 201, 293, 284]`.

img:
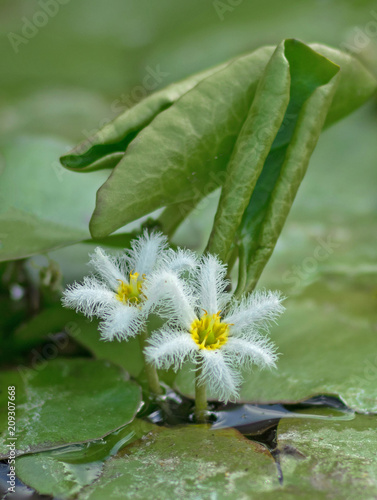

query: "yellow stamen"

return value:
[190, 311, 229, 350]
[115, 272, 145, 305]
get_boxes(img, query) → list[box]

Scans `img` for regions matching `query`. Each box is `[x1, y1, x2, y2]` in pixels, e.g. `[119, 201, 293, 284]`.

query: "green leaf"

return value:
[238, 39, 340, 293]
[242, 98, 377, 295]
[88, 46, 276, 237]
[312, 44, 377, 127]
[82, 232, 135, 249]
[14, 305, 78, 348]
[273, 414, 377, 498]
[205, 41, 291, 262]
[15, 420, 155, 499]
[60, 61, 231, 172]
[64, 312, 176, 385]
[82, 41, 375, 239]
[78, 425, 278, 499]
[0, 359, 141, 457]
[0, 136, 107, 262]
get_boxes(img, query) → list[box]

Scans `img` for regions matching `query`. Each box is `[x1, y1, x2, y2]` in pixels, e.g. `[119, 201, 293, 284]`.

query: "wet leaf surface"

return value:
[14, 420, 155, 499]
[0, 359, 141, 457]
[78, 425, 278, 499]
[266, 414, 377, 499]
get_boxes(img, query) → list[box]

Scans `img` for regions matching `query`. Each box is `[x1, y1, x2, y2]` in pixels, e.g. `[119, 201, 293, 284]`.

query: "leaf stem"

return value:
[227, 245, 239, 275]
[139, 329, 162, 396]
[234, 243, 247, 299]
[195, 363, 208, 423]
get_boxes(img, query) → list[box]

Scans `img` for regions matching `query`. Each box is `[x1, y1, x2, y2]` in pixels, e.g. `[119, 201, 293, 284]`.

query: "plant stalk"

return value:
[234, 243, 247, 299]
[139, 329, 162, 396]
[195, 364, 208, 423]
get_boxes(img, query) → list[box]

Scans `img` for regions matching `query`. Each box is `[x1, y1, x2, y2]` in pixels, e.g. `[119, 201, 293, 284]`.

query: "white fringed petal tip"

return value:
[61, 230, 172, 341]
[145, 253, 285, 403]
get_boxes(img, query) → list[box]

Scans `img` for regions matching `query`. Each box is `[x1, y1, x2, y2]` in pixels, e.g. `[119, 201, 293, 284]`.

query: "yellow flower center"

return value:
[115, 272, 145, 305]
[190, 311, 229, 350]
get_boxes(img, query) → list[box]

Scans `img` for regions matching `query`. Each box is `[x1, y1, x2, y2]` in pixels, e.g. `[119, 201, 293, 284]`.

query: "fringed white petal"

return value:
[126, 230, 168, 276]
[195, 254, 230, 316]
[98, 303, 145, 341]
[224, 290, 285, 335]
[199, 349, 241, 403]
[144, 329, 197, 371]
[162, 248, 198, 274]
[143, 270, 197, 329]
[89, 247, 128, 291]
[61, 276, 115, 318]
[222, 337, 278, 370]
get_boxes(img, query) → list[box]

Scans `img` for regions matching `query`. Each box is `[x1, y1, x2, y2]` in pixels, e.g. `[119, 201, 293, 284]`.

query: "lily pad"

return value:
[270, 414, 377, 498]
[15, 420, 155, 499]
[78, 425, 278, 499]
[0, 359, 141, 457]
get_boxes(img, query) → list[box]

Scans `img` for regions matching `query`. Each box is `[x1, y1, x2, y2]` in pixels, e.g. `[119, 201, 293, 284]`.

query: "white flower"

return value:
[145, 254, 285, 403]
[62, 231, 196, 341]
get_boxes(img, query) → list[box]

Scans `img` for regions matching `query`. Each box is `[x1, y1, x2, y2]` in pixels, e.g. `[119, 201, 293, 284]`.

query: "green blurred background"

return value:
[2, 0, 377, 141]
[1, 0, 376, 292]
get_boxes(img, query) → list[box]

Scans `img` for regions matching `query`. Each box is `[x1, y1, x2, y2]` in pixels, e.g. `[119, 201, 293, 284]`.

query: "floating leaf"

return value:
[273, 414, 377, 498]
[15, 420, 155, 499]
[78, 425, 278, 499]
[239, 272, 377, 412]
[0, 359, 141, 457]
